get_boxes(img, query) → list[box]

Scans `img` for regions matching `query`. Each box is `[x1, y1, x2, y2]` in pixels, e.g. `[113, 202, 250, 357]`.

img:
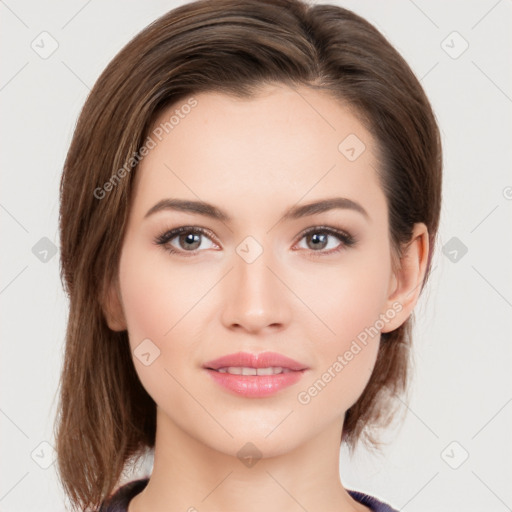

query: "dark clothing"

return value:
[98, 477, 399, 511]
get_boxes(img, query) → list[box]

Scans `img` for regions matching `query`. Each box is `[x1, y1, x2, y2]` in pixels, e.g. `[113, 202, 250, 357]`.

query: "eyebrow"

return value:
[144, 197, 369, 222]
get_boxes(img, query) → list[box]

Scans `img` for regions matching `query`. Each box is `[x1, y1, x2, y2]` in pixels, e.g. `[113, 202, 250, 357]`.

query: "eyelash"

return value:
[153, 225, 356, 258]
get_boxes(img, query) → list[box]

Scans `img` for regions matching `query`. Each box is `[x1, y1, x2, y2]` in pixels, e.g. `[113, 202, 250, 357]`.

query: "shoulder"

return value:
[98, 478, 149, 512]
[347, 489, 399, 512]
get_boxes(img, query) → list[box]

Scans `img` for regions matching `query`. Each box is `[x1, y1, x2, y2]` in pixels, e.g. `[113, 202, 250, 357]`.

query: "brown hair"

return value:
[55, 0, 442, 509]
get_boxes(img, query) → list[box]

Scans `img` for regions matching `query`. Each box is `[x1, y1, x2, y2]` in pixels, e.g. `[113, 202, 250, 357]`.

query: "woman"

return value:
[55, 0, 442, 510]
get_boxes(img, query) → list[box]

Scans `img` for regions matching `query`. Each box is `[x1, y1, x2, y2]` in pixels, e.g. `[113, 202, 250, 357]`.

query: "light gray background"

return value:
[1, 1, 511, 511]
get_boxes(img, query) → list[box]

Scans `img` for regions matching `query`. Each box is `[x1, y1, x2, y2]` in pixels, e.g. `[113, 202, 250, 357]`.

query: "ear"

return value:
[381, 223, 430, 333]
[100, 276, 127, 332]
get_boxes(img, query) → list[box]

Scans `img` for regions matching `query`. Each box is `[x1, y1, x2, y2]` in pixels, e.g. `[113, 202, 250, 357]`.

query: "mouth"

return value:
[202, 351, 308, 398]
[203, 367, 307, 398]
[212, 366, 296, 375]
[203, 350, 308, 372]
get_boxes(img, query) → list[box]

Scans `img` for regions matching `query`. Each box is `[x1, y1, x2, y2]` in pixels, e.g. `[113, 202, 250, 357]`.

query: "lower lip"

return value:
[204, 369, 306, 398]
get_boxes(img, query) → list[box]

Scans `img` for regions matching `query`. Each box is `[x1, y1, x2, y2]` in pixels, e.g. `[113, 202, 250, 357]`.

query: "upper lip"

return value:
[203, 351, 308, 371]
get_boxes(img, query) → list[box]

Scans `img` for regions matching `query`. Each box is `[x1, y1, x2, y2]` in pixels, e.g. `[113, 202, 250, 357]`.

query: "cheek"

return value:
[294, 246, 392, 346]
[120, 265, 172, 344]
[117, 244, 198, 398]
[293, 248, 392, 411]
[119, 240, 210, 343]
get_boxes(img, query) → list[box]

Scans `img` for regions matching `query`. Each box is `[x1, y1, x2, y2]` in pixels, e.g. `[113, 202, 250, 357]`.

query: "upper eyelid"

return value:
[156, 225, 219, 244]
[299, 225, 352, 238]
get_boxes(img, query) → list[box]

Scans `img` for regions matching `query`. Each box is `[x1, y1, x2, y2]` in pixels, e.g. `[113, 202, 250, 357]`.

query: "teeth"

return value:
[216, 366, 291, 375]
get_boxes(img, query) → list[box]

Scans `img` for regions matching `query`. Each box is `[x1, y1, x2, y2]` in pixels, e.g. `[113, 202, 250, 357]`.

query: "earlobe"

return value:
[101, 277, 127, 332]
[381, 223, 429, 333]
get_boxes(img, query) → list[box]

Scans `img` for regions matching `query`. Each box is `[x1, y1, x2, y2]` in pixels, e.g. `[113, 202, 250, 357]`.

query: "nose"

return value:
[220, 242, 290, 334]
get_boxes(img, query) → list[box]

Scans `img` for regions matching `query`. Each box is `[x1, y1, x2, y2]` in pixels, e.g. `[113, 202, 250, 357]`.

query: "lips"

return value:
[203, 351, 308, 372]
[202, 351, 309, 398]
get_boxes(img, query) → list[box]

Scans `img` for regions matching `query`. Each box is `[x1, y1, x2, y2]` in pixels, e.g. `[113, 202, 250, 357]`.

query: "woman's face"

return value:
[111, 84, 404, 457]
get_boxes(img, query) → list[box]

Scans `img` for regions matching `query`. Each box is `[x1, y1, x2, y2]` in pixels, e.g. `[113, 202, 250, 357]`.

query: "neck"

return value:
[128, 407, 367, 512]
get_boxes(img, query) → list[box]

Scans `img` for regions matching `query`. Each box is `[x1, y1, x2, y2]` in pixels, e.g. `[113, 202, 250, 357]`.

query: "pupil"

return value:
[181, 232, 200, 249]
[310, 233, 327, 250]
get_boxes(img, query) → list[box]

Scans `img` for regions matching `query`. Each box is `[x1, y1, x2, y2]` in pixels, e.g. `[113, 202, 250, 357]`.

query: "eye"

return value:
[294, 226, 356, 256]
[154, 225, 356, 258]
[154, 226, 218, 256]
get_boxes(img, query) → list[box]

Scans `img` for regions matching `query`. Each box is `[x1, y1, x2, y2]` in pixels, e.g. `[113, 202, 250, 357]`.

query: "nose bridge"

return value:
[221, 234, 288, 331]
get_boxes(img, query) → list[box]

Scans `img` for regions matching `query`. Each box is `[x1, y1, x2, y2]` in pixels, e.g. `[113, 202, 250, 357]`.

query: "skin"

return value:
[103, 83, 429, 512]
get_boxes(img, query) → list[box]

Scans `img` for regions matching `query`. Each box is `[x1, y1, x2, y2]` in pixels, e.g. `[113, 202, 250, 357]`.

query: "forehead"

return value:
[132, 84, 384, 218]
